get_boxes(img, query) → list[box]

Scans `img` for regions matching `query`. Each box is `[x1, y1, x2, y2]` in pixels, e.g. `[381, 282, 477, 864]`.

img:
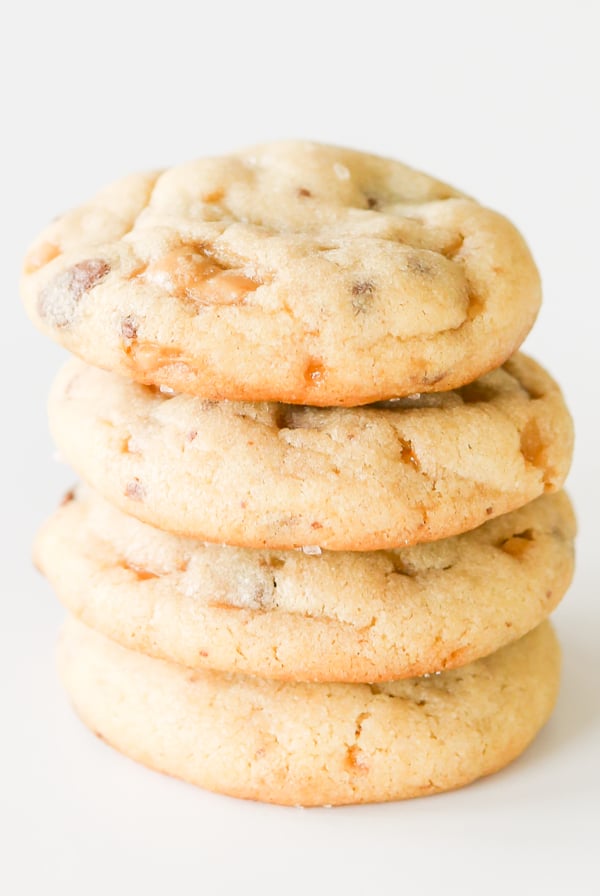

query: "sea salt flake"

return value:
[333, 162, 350, 181]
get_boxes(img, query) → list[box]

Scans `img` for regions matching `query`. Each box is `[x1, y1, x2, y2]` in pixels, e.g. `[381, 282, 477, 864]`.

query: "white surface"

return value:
[2, 2, 599, 893]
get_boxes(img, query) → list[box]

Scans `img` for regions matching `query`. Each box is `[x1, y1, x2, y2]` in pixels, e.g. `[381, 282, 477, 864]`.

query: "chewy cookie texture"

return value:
[22, 141, 541, 406]
[48, 353, 573, 550]
[36, 487, 575, 682]
[26, 141, 574, 806]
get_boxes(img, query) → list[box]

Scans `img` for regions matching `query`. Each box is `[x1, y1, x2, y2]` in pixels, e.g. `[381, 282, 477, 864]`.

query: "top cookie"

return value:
[22, 141, 541, 405]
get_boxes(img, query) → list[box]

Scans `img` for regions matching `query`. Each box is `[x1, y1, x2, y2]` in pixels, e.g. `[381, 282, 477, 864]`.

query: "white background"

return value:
[2, 1, 599, 893]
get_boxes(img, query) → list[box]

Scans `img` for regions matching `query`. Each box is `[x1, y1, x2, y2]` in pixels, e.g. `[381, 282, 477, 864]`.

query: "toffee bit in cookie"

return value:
[124, 478, 145, 501]
[60, 488, 76, 506]
[499, 529, 535, 558]
[120, 559, 159, 581]
[201, 188, 224, 203]
[122, 436, 142, 455]
[345, 745, 369, 772]
[128, 342, 184, 374]
[297, 187, 312, 198]
[120, 315, 139, 342]
[399, 438, 420, 470]
[303, 360, 325, 386]
[366, 196, 378, 210]
[266, 555, 285, 570]
[520, 419, 546, 470]
[142, 246, 262, 306]
[203, 271, 262, 305]
[38, 258, 110, 328]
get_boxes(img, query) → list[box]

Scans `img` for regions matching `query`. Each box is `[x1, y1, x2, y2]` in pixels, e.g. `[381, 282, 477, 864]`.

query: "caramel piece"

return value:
[143, 246, 261, 305]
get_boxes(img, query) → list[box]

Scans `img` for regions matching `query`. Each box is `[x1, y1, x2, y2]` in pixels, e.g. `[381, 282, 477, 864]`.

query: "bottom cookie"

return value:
[58, 618, 560, 806]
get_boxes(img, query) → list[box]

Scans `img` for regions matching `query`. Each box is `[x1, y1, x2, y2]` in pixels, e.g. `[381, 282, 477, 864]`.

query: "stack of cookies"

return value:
[23, 142, 575, 806]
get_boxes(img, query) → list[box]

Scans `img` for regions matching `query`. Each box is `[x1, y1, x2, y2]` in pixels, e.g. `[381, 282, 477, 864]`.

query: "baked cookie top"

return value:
[48, 354, 573, 550]
[60, 618, 560, 806]
[37, 486, 575, 682]
[23, 141, 541, 405]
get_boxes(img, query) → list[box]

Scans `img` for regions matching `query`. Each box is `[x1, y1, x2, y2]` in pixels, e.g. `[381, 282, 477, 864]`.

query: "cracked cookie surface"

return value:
[23, 141, 541, 405]
[38, 487, 574, 681]
[58, 618, 560, 806]
[48, 353, 573, 549]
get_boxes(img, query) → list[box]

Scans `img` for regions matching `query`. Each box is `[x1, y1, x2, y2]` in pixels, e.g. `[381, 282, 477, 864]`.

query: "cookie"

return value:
[23, 141, 541, 406]
[37, 486, 574, 682]
[58, 618, 560, 806]
[48, 354, 573, 550]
